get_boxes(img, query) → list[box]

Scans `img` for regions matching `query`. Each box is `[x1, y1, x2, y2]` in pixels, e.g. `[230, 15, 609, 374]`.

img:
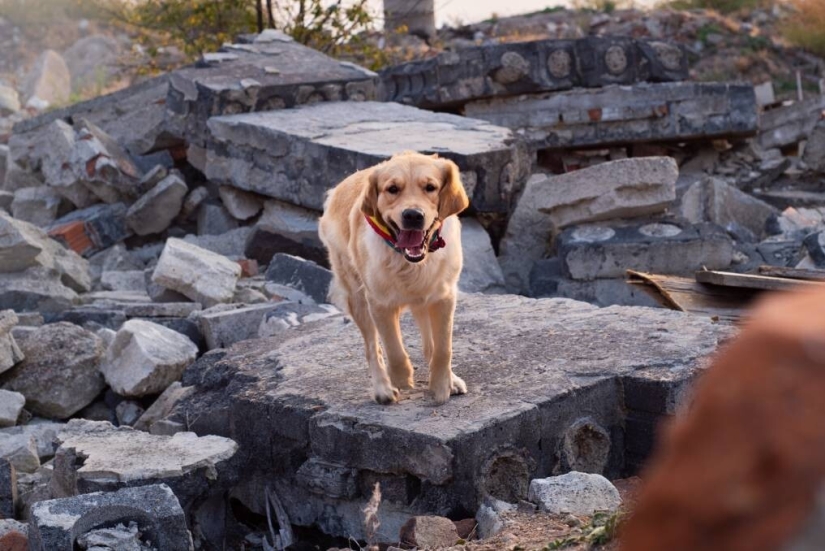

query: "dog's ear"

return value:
[438, 159, 470, 219]
[361, 169, 381, 219]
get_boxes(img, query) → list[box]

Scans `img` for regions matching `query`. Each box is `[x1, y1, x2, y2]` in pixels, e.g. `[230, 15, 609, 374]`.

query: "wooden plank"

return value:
[626, 270, 758, 322]
[695, 270, 825, 291]
[758, 265, 825, 282]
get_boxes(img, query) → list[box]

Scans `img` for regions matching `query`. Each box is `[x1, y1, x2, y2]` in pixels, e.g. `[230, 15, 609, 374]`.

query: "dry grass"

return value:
[781, 0, 825, 58]
[662, 0, 770, 14]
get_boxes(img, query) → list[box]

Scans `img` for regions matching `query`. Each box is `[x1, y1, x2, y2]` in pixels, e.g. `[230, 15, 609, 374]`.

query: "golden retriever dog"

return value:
[318, 151, 470, 405]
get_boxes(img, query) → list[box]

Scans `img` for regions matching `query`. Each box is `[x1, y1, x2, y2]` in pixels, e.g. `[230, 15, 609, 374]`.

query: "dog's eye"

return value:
[386, 185, 400, 195]
[425, 183, 437, 193]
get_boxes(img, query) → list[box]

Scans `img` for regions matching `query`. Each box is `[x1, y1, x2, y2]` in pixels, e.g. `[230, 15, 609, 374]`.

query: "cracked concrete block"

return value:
[151, 238, 241, 307]
[528, 472, 621, 515]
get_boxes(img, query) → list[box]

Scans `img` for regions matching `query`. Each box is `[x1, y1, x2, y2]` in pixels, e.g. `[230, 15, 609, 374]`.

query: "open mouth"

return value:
[395, 229, 427, 263]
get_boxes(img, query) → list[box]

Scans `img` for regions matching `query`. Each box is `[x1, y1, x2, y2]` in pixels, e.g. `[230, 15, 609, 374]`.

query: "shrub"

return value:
[663, 0, 768, 14]
[782, 0, 825, 58]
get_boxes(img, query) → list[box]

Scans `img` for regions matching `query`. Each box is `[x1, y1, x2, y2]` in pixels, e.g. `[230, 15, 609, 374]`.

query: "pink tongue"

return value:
[396, 230, 424, 248]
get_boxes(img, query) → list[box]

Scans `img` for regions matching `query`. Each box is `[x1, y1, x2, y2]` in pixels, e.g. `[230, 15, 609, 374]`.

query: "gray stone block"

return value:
[0, 267, 78, 314]
[258, 302, 341, 338]
[265, 253, 332, 305]
[204, 101, 531, 215]
[803, 231, 825, 268]
[28, 483, 192, 550]
[11, 186, 63, 227]
[176, 293, 729, 539]
[126, 173, 188, 236]
[803, 119, 825, 173]
[196, 202, 238, 236]
[245, 199, 326, 266]
[464, 82, 758, 150]
[558, 220, 734, 280]
[759, 94, 825, 150]
[381, 37, 688, 109]
[167, 35, 379, 147]
[459, 219, 506, 294]
[0, 457, 16, 519]
[199, 302, 282, 350]
[0, 389, 24, 428]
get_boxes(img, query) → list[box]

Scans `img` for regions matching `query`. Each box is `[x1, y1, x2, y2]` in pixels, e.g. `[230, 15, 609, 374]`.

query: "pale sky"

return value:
[366, 0, 658, 27]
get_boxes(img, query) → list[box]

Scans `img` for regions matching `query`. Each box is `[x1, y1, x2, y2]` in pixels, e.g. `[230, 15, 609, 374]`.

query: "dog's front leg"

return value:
[427, 294, 467, 405]
[369, 303, 415, 392]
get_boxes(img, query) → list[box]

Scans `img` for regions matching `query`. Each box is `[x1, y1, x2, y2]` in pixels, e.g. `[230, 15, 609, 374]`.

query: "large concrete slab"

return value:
[758, 94, 825, 150]
[174, 293, 730, 541]
[168, 32, 380, 147]
[382, 37, 688, 109]
[204, 101, 531, 214]
[464, 81, 758, 150]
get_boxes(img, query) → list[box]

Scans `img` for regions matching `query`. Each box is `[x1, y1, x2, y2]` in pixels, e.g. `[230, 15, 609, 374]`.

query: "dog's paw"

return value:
[430, 373, 467, 405]
[450, 374, 467, 395]
[389, 373, 415, 390]
[373, 385, 400, 405]
[388, 360, 415, 390]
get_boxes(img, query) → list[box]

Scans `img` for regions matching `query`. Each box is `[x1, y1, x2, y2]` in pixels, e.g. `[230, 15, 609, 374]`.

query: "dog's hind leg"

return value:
[411, 305, 434, 368]
[370, 303, 415, 391]
[349, 292, 398, 404]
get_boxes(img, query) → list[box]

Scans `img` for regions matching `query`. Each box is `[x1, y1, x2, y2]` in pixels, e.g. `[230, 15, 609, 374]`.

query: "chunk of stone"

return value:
[245, 199, 326, 265]
[557, 221, 734, 280]
[134, 382, 194, 433]
[1, 420, 64, 461]
[22, 50, 71, 109]
[48, 203, 132, 257]
[0, 210, 46, 272]
[0, 433, 39, 473]
[199, 303, 281, 350]
[474, 497, 516, 540]
[0, 191, 12, 213]
[1, 323, 105, 419]
[197, 202, 238, 236]
[54, 420, 237, 491]
[115, 401, 145, 427]
[258, 302, 340, 338]
[527, 472, 622, 515]
[218, 185, 263, 220]
[72, 119, 143, 204]
[459, 219, 505, 294]
[181, 227, 252, 258]
[0, 310, 24, 376]
[804, 120, 825, 173]
[125, 173, 188, 236]
[680, 177, 778, 240]
[151, 238, 242, 307]
[0, 84, 20, 116]
[123, 302, 202, 318]
[204, 101, 530, 214]
[499, 158, 677, 292]
[803, 232, 825, 268]
[176, 293, 730, 539]
[178, 186, 209, 221]
[101, 319, 198, 397]
[399, 516, 459, 549]
[1, 470, 21, 526]
[465, 82, 758, 150]
[0, 389, 24, 428]
[100, 270, 147, 293]
[265, 253, 332, 305]
[10, 187, 62, 227]
[28, 483, 192, 551]
[759, 94, 825, 150]
[0, 268, 78, 313]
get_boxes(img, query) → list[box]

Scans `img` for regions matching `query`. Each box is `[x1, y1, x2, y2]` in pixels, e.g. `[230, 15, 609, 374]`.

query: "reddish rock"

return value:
[621, 288, 825, 551]
[0, 530, 27, 551]
[399, 516, 459, 548]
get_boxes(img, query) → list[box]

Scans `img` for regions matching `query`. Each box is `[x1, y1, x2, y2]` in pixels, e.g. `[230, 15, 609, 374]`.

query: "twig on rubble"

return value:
[264, 485, 295, 551]
[362, 482, 382, 551]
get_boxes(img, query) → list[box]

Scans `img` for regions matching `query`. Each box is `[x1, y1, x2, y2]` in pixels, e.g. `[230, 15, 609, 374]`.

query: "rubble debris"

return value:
[0, 85, 20, 116]
[53, 420, 236, 495]
[265, 253, 332, 305]
[245, 199, 326, 266]
[0, 431, 40, 474]
[557, 220, 733, 280]
[218, 185, 263, 221]
[0, 267, 78, 314]
[167, 36, 379, 147]
[399, 516, 460, 548]
[803, 119, 825, 173]
[257, 302, 340, 338]
[151, 238, 242, 307]
[100, 270, 147, 292]
[0, 310, 24, 375]
[1, 322, 105, 419]
[0, 389, 24, 428]
[10, 187, 62, 227]
[199, 303, 283, 350]
[125, 173, 188, 236]
[101, 319, 198, 397]
[475, 497, 516, 539]
[759, 94, 825, 150]
[133, 382, 194, 433]
[680, 177, 778, 240]
[381, 37, 688, 109]
[498, 157, 678, 293]
[181, 227, 252, 259]
[528, 472, 622, 515]
[196, 202, 238, 236]
[115, 401, 145, 427]
[28, 484, 192, 551]
[48, 203, 132, 257]
[204, 101, 530, 214]
[0, 458, 17, 518]
[76, 521, 154, 551]
[22, 50, 71, 110]
[176, 293, 728, 539]
[0, 519, 27, 551]
[459, 219, 506, 294]
[465, 82, 758, 149]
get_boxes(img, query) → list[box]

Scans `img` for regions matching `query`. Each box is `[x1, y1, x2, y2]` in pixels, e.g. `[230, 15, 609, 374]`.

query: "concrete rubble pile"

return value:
[0, 22, 823, 550]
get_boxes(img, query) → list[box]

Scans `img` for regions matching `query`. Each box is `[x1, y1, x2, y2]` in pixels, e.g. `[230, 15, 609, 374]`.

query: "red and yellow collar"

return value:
[364, 214, 446, 254]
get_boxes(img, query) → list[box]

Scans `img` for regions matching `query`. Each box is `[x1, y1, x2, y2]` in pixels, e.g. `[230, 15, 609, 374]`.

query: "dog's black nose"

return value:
[401, 209, 425, 229]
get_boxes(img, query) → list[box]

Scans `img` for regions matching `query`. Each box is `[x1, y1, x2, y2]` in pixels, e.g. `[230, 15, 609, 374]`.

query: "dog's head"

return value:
[361, 151, 469, 263]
